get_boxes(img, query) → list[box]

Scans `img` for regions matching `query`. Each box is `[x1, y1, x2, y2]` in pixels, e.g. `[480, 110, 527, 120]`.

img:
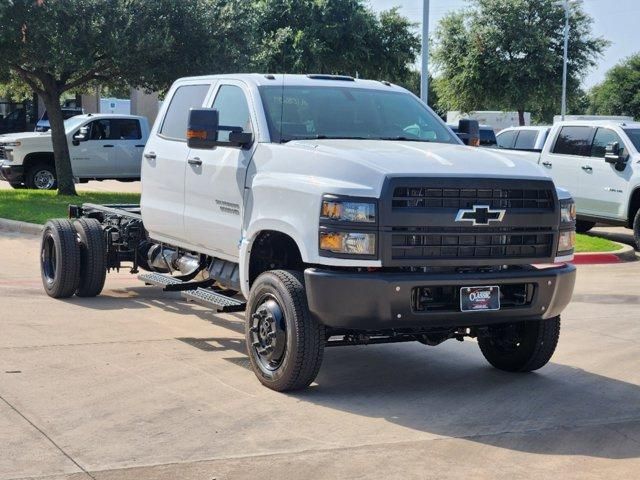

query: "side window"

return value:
[552, 126, 594, 156]
[160, 84, 211, 141]
[591, 128, 624, 158]
[110, 119, 142, 140]
[514, 130, 538, 150]
[496, 130, 517, 149]
[88, 119, 111, 140]
[212, 85, 252, 142]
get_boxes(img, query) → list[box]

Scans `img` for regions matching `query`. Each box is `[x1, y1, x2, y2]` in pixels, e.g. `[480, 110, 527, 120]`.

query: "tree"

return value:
[432, 0, 607, 125]
[588, 53, 640, 119]
[0, 0, 255, 195]
[253, 1, 420, 83]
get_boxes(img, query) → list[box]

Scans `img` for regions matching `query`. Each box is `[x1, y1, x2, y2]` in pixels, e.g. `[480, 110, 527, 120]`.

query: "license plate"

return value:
[460, 286, 500, 312]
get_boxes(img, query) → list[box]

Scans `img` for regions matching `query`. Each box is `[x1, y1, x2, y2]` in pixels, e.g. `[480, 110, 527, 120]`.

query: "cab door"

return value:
[184, 81, 256, 259]
[579, 127, 632, 219]
[109, 118, 145, 177]
[70, 119, 113, 177]
[542, 126, 595, 210]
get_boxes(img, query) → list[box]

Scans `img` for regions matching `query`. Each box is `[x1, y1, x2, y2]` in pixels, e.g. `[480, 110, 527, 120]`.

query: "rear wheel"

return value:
[40, 219, 81, 298]
[26, 163, 57, 190]
[478, 317, 561, 372]
[245, 270, 325, 391]
[575, 220, 596, 233]
[74, 218, 107, 297]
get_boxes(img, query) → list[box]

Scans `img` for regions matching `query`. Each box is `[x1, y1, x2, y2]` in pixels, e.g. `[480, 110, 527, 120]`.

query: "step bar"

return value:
[138, 272, 246, 313]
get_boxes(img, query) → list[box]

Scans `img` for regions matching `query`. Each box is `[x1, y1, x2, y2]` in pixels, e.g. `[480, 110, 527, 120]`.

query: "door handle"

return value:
[144, 152, 157, 160]
[103, 144, 114, 148]
[581, 165, 593, 172]
[135, 144, 145, 148]
[541, 161, 552, 167]
[188, 157, 202, 166]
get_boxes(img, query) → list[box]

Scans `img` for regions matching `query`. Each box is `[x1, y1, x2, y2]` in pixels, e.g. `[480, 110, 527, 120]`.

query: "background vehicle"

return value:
[0, 113, 149, 189]
[449, 124, 497, 146]
[37, 74, 576, 392]
[0, 108, 27, 134]
[498, 119, 640, 246]
[35, 107, 83, 132]
[497, 126, 550, 151]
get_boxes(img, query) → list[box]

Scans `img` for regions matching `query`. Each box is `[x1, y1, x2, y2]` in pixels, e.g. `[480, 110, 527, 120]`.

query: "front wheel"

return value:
[575, 220, 596, 233]
[633, 209, 640, 251]
[245, 270, 325, 392]
[26, 163, 57, 190]
[478, 317, 561, 372]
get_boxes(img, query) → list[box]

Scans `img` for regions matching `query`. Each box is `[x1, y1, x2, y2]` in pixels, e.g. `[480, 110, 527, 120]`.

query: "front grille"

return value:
[393, 187, 554, 210]
[0, 145, 6, 160]
[391, 227, 553, 260]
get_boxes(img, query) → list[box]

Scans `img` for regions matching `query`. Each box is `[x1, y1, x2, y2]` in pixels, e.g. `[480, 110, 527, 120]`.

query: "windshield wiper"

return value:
[280, 135, 370, 143]
[377, 136, 432, 142]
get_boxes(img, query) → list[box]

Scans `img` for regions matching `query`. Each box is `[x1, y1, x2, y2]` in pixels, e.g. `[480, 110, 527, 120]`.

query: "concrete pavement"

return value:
[1, 231, 639, 479]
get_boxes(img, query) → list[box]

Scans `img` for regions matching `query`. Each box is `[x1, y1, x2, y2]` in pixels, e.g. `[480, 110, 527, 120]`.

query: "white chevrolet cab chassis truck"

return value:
[38, 74, 577, 391]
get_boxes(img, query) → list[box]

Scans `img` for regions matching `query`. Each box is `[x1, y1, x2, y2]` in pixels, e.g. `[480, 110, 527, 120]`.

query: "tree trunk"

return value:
[518, 109, 525, 126]
[41, 91, 77, 196]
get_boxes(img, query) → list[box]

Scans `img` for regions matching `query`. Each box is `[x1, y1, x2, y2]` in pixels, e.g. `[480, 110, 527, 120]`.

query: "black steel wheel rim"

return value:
[249, 294, 287, 371]
[41, 233, 57, 285]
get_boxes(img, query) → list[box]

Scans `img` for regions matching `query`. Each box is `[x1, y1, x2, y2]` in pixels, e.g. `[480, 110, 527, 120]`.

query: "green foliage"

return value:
[588, 53, 640, 120]
[252, 1, 420, 83]
[432, 0, 607, 124]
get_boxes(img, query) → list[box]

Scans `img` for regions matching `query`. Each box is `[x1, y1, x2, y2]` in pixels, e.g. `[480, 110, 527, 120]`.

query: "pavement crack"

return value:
[0, 394, 96, 480]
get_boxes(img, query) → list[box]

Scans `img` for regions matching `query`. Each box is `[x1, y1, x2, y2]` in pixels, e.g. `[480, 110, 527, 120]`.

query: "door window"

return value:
[160, 84, 211, 140]
[496, 130, 517, 149]
[514, 130, 538, 150]
[212, 85, 253, 142]
[591, 128, 624, 158]
[86, 119, 142, 140]
[552, 126, 594, 156]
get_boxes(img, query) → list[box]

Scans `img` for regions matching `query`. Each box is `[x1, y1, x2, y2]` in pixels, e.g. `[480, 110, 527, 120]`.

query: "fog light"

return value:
[319, 231, 376, 255]
[557, 230, 576, 252]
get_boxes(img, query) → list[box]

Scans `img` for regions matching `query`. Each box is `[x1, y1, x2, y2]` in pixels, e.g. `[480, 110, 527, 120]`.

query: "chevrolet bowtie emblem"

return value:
[455, 205, 506, 226]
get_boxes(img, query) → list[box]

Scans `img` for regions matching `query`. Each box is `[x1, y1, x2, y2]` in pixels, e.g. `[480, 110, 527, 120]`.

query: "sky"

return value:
[369, 0, 640, 88]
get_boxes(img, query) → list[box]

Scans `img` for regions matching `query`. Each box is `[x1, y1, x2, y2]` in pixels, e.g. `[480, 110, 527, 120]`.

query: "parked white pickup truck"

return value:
[498, 120, 640, 247]
[0, 114, 149, 189]
[37, 74, 576, 391]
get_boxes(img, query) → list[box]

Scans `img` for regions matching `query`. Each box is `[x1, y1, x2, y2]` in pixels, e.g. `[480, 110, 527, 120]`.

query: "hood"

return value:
[0, 131, 50, 142]
[294, 139, 549, 181]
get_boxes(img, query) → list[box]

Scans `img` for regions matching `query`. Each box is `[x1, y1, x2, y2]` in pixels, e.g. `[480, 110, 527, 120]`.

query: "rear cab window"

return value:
[160, 84, 211, 141]
[551, 126, 595, 156]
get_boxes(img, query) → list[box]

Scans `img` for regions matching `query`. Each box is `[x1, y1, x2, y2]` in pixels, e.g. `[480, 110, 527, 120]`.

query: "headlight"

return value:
[2, 141, 21, 147]
[321, 198, 376, 223]
[557, 230, 576, 252]
[319, 231, 376, 255]
[560, 198, 576, 224]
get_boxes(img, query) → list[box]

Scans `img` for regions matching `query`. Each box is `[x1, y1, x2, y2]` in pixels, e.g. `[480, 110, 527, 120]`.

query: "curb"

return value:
[572, 242, 637, 265]
[0, 218, 43, 236]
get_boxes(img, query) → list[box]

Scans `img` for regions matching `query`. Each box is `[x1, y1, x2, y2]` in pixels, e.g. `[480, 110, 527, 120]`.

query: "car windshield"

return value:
[623, 129, 640, 152]
[63, 117, 86, 133]
[259, 85, 457, 144]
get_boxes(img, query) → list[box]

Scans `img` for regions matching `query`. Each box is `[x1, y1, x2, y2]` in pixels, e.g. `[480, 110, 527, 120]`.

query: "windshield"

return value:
[63, 117, 86, 133]
[259, 86, 457, 144]
[623, 129, 640, 152]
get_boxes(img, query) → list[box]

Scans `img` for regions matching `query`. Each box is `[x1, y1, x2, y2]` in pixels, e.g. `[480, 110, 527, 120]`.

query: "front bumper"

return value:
[0, 163, 24, 184]
[304, 264, 576, 330]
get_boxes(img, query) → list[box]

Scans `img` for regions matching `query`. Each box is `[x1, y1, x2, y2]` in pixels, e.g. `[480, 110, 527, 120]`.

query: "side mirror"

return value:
[457, 119, 480, 147]
[187, 108, 253, 149]
[72, 126, 89, 146]
[187, 108, 219, 149]
[604, 142, 628, 171]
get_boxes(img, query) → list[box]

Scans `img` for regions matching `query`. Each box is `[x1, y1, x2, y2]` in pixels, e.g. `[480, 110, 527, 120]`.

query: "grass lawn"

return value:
[575, 233, 620, 253]
[0, 189, 140, 225]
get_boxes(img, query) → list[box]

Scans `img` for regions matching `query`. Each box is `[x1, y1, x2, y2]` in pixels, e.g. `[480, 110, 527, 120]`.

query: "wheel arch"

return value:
[628, 187, 640, 228]
[23, 151, 56, 171]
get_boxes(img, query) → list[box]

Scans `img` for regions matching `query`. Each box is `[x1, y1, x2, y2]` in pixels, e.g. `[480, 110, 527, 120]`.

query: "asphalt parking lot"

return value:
[1, 230, 639, 480]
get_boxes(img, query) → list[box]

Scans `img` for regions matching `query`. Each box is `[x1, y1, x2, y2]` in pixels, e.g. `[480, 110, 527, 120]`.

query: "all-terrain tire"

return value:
[74, 218, 107, 297]
[40, 219, 81, 298]
[25, 163, 57, 190]
[478, 317, 561, 372]
[633, 208, 640, 251]
[245, 270, 325, 392]
[575, 220, 596, 233]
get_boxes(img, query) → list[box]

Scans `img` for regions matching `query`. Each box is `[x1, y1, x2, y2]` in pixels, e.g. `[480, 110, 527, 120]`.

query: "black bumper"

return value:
[304, 264, 576, 330]
[0, 164, 24, 184]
